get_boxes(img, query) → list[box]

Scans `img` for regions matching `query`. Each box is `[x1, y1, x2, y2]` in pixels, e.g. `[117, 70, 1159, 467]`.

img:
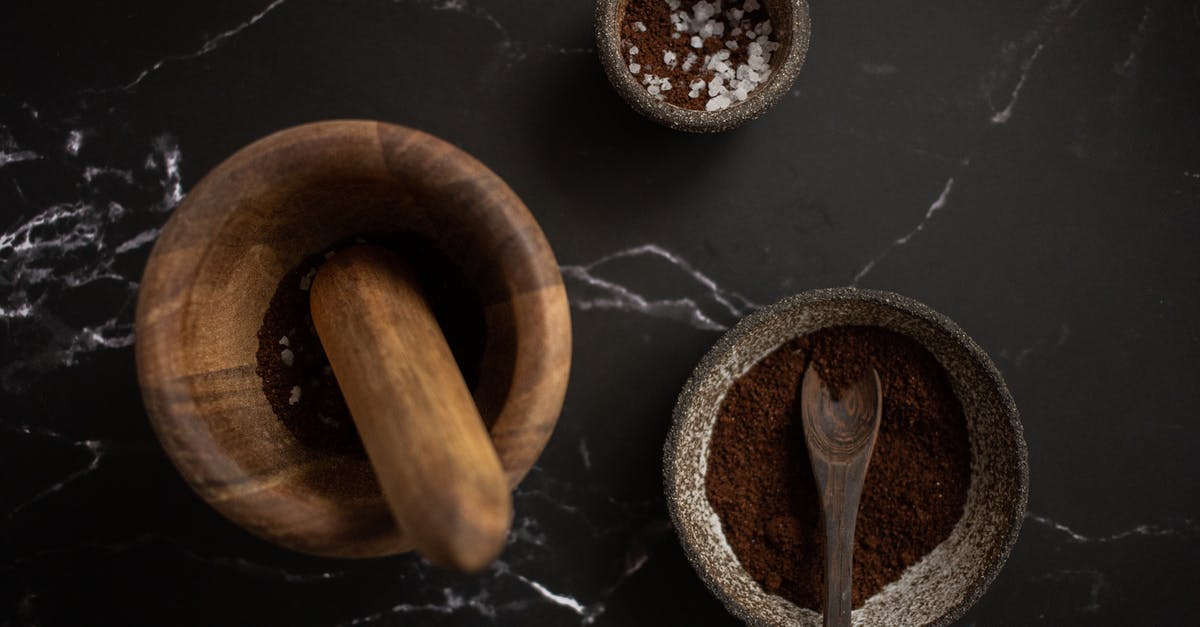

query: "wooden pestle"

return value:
[309, 245, 510, 572]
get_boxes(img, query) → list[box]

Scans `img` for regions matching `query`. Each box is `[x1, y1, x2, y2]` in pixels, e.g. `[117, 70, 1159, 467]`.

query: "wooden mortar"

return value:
[135, 120, 571, 566]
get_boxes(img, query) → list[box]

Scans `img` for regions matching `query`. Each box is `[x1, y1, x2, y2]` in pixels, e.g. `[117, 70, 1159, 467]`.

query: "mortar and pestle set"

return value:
[135, 2, 1027, 626]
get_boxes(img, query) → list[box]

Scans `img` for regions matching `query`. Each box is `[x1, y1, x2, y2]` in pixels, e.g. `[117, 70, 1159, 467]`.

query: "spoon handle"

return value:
[815, 461, 868, 627]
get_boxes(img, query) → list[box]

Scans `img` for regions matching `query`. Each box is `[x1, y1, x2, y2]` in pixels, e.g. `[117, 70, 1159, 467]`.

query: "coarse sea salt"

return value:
[624, 0, 779, 112]
[299, 267, 317, 291]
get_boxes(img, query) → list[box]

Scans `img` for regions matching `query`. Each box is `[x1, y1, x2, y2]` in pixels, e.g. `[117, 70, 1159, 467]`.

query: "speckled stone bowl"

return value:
[665, 288, 1028, 626]
[595, 0, 812, 133]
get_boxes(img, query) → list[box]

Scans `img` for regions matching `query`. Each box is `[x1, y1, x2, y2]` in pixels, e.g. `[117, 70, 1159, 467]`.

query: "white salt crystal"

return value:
[667, 0, 680, 9]
[731, 27, 742, 37]
[630, 46, 639, 55]
[682, 52, 698, 71]
[693, 1, 716, 22]
[712, 21, 725, 36]
[673, 32, 681, 39]
[705, 94, 732, 111]
[630, 63, 641, 74]
[690, 35, 702, 48]
[755, 21, 772, 36]
[288, 386, 301, 405]
[281, 349, 295, 366]
[299, 267, 317, 291]
[716, 49, 731, 60]
[733, 86, 749, 101]
[279, 336, 290, 347]
[661, 78, 672, 91]
[745, 0, 761, 11]
[664, 51, 677, 66]
[633, 21, 647, 32]
[690, 78, 707, 90]
[730, 8, 744, 20]
[648, 84, 661, 95]
[708, 75, 726, 96]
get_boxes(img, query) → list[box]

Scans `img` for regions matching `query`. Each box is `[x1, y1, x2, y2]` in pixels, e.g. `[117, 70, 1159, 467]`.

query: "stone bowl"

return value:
[665, 288, 1028, 626]
[595, 0, 812, 133]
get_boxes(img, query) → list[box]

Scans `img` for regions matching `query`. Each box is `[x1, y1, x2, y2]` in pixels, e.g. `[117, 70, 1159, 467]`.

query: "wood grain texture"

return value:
[310, 245, 510, 571]
[135, 120, 570, 558]
[801, 367, 882, 627]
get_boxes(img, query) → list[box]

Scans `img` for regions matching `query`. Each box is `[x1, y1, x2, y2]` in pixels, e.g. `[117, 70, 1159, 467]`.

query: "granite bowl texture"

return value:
[665, 288, 1028, 626]
[595, 0, 812, 133]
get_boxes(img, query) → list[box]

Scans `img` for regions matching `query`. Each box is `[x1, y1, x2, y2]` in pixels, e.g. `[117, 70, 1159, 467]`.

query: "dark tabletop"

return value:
[2, 1, 1199, 625]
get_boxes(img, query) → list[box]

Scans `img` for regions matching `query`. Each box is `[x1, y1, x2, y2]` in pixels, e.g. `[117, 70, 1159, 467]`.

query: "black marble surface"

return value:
[2, 1, 1199, 625]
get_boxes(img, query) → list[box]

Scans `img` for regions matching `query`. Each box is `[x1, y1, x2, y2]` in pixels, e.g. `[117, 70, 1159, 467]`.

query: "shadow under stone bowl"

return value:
[665, 288, 1028, 626]
[595, 0, 812, 133]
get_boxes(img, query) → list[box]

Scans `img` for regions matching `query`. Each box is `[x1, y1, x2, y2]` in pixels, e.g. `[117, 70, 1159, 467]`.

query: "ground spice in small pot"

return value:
[620, 0, 781, 111]
[705, 326, 972, 609]
[256, 236, 487, 456]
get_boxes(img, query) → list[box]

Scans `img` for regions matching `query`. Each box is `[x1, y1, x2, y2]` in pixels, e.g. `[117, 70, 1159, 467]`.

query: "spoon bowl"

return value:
[800, 367, 882, 627]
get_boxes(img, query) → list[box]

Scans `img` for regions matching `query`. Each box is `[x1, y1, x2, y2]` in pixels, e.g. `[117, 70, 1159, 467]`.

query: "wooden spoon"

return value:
[800, 366, 883, 627]
[310, 244, 511, 572]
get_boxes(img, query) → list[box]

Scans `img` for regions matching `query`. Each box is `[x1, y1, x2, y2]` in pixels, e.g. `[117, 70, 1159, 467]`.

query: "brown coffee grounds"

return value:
[256, 236, 487, 456]
[705, 326, 972, 609]
[620, 0, 777, 111]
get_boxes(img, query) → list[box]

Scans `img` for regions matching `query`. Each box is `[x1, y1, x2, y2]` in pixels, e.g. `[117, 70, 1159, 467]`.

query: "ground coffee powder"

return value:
[256, 236, 486, 456]
[705, 325, 972, 609]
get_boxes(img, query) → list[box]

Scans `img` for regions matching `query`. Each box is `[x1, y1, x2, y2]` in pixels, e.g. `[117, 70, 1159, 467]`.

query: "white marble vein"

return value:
[1034, 569, 1105, 613]
[1, 128, 40, 167]
[1027, 512, 1198, 543]
[106, 0, 289, 93]
[1115, 3, 1153, 78]
[422, 0, 524, 64]
[579, 437, 592, 470]
[6, 434, 105, 520]
[83, 166, 135, 184]
[0, 149, 39, 168]
[987, 0, 1085, 123]
[1, 133, 182, 390]
[990, 43, 1045, 124]
[65, 130, 83, 155]
[853, 0, 1086, 284]
[852, 175, 957, 285]
[561, 244, 759, 331]
[1000, 322, 1071, 367]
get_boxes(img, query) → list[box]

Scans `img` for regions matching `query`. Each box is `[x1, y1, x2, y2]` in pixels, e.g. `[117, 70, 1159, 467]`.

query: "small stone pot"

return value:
[595, 0, 812, 133]
[665, 288, 1028, 626]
